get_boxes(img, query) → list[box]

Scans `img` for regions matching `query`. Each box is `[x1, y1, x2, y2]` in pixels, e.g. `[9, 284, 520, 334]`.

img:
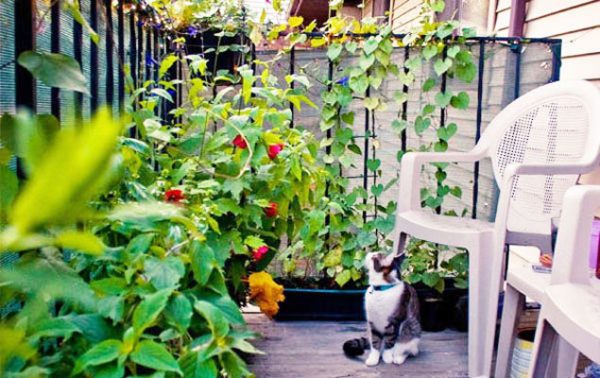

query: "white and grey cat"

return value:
[343, 251, 421, 366]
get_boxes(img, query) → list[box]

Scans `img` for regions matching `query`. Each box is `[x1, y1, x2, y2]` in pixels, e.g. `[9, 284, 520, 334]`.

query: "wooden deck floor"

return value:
[245, 313, 469, 378]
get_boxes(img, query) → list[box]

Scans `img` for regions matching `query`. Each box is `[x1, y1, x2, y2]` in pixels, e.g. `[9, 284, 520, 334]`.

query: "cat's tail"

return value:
[342, 337, 370, 357]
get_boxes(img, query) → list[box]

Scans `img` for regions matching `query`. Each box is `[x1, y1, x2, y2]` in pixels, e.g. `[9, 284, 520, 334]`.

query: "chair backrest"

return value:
[479, 80, 600, 239]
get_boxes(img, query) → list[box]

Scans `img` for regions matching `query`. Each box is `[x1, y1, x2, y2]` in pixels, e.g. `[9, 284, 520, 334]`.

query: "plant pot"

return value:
[275, 288, 366, 321]
[414, 279, 469, 332]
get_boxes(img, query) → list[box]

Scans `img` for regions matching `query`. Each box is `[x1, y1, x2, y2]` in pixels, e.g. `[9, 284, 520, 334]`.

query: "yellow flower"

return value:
[248, 272, 285, 319]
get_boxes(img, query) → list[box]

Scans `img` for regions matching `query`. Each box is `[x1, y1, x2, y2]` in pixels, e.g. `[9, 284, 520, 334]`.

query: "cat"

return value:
[343, 251, 421, 366]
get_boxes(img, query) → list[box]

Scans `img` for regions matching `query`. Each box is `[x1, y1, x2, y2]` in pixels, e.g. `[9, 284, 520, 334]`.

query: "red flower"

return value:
[253, 245, 269, 261]
[267, 143, 284, 159]
[164, 189, 185, 203]
[232, 135, 248, 149]
[264, 202, 278, 217]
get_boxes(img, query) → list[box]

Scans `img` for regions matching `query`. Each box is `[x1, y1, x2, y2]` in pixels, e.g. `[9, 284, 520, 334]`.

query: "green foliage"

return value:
[0, 1, 477, 376]
[17, 51, 89, 95]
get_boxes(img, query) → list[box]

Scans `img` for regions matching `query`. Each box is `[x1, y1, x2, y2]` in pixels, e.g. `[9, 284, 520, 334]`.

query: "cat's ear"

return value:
[392, 252, 406, 271]
[372, 254, 382, 272]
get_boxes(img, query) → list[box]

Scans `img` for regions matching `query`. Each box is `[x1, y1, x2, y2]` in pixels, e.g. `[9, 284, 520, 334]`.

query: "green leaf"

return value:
[159, 55, 178, 78]
[366, 159, 381, 172]
[144, 256, 185, 290]
[341, 112, 355, 125]
[434, 140, 448, 152]
[90, 277, 127, 295]
[327, 43, 343, 61]
[165, 294, 193, 331]
[447, 45, 460, 58]
[73, 339, 123, 374]
[431, 0, 445, 12]
[371, 183, 384, 197]
[335, 270, 352, 287]
[433, 58, 452, 76]
[194, 300, 229, 338]
[0, 165, 18, 221]
[359, 54, 376, 71]
[66, 2, 100, 44]
[450, 91, 470, 109]
[363, 37, 379, 55]
[94, 364, 125, 378]
[98, 296, 125, 323]
[437, 123, 457, 142]
[364, 97, 379, 110]
[220, 351, 250, 378]
[179, 352, 218, 378]
[130, 340, 182, 375]
[414, 116, 431, 135]
[133, 289, 172, 335]
[456, 61, 476, 83]
[18, 51, 89, 94]
[422, 45, 438, 60]
[392, 119, 408, 134]
[55, 230, 105, 255]
[434, 91, 453, 108]
[190, 241, 217, 286]
[349, 75, 369, 95]
[422, 78, 436, 92]
[422, 104, 436, 116]
[7, 109, 121, 236]
[150, 88, 174, 103]
[31, 317, 81, 341]
[450, 186, 463, 198]
[196, 289, 244, 325]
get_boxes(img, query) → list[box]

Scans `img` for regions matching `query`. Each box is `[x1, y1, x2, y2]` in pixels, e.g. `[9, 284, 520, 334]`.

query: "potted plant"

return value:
[400, 238, 469, 332]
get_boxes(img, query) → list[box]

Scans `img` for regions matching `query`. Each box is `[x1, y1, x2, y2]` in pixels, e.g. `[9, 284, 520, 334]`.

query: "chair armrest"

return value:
[493, 162, 599, 242]
[552, 185, 600, 285]
[503, 162, 597, 182]
[398, 150, 484, 212]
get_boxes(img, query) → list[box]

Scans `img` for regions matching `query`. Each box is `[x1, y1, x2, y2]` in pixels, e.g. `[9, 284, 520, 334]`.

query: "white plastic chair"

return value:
[392, 80, 600, 377]
[528, 185, 600, 378]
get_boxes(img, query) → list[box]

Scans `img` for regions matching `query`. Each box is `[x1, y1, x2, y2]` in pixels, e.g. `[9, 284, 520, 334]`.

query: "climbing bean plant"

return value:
[270, 0, 476, 291]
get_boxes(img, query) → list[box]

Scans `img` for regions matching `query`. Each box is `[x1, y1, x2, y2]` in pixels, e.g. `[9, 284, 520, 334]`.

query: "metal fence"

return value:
[0, 0, 163, 120]
[256, 36, 562, 223]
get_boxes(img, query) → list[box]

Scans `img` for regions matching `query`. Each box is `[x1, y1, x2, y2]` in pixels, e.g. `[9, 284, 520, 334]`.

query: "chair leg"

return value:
[530, 318, 558, 378]
[467, 236, 503, 378]
[553, 337, 579, 378]
[494, 283, 525, 378]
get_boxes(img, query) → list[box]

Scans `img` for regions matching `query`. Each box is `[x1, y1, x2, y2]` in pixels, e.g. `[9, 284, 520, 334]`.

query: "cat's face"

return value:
[365, 252, 399, 283]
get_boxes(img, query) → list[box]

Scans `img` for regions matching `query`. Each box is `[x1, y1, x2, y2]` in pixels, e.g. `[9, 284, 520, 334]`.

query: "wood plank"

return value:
[555, 27, 600, 58]
[524, 1, 600, 37]
[525, 0, 596, 22]
[245, 314, 469, 377]
[561, 54, 600, 80]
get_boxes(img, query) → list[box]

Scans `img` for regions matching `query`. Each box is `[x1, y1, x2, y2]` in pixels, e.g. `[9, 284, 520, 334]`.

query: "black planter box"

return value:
[275, 288, 366, 321]
[275, 281, 469, 333]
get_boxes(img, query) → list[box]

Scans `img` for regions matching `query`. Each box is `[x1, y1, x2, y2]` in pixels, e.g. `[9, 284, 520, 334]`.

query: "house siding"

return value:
[494, 0, 600, 87]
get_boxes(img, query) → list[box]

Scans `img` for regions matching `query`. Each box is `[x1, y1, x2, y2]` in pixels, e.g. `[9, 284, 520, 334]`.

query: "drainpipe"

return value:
[372, 0, 390, 22]
[508, 0, 526, 37]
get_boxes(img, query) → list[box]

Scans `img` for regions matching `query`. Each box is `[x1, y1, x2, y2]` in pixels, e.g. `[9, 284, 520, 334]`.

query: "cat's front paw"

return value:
[392, 353, 407, 365]
[365, 351, 381, 366]
[382, 349, 394, 364]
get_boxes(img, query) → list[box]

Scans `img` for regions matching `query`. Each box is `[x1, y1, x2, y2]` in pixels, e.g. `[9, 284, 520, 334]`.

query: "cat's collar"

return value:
[369, 283, 399, 292]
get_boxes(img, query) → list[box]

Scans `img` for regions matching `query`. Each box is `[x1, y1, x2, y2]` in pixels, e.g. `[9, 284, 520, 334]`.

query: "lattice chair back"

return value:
[479, 80, 600, 245]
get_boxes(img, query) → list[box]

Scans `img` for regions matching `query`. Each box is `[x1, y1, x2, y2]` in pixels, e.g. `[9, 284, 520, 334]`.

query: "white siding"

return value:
[493, 0, 600, 86]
